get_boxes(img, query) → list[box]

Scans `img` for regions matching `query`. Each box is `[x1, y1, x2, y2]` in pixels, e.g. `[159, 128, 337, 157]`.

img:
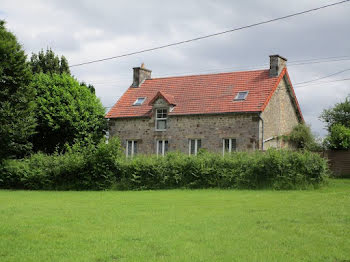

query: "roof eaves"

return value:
[283, 70, 304, 122]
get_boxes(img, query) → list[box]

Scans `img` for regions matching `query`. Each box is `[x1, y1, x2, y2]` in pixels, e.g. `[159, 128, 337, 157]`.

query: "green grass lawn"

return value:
[0, 179, 349, 262]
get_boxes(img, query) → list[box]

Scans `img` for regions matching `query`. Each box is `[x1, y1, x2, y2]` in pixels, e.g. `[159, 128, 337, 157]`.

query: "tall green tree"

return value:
[324, 124, 350, 150]
[30, 48, 71, 75]
[320, 96, 350, 130]
[320, 95, 350, 150]
[0, 20, 36, 160]
[80, 81, 96, 94]
[30, 48, 96, 93]
[31, 73, 107, 153]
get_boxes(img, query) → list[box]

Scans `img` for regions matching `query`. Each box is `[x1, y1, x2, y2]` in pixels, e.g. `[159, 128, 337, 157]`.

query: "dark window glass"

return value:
[158, 140, 169, 155]
[224, 139, 230, 152]
[134, 141, 138, 154]
[164, 140, 169, 153]
[231, 139, 237, 151]
[127, 141, 132, 156]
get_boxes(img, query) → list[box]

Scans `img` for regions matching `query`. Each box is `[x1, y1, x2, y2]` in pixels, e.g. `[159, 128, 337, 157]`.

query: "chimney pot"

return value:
[269, 55, 287, 77]
[132, 64, 151, 87]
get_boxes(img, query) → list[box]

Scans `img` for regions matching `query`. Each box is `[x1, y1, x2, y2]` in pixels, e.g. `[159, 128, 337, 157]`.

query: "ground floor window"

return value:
[223, 138, 236, 155]
[126, 140, 138, 157]
[157, 140, 168, 156]
[189, 139, 202, 155]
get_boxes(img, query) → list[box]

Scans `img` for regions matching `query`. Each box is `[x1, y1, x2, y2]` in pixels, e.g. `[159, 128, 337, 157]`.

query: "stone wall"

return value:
[109, 73, 302, 154]
[109, 112, 260, 155]
[261, 76, 301, 149]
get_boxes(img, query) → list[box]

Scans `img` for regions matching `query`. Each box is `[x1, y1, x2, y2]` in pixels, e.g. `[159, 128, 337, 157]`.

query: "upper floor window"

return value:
[157, 140, 168, 156]
[126, 140, 138, 157]
[189, 139, 202, 155]
[133, 97, 146, 106]
[234, 91, 248, 101]
[156, 108, 167, 131]
[223, 138, 236, 155]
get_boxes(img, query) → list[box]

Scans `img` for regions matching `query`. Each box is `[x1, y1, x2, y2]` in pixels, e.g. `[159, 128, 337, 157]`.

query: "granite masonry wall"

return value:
[261, 75, 301, 149]
[109, 111, 260, 155]
[109, 69, 302, 154]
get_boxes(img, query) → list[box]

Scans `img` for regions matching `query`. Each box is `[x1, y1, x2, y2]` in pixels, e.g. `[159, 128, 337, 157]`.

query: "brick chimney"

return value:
[132, 63, 152, 87]
[269, 55, 287, 77]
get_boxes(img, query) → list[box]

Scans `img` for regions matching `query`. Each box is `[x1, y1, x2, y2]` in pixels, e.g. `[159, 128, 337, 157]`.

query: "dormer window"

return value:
[234, 91, 248, 101]
[155, 108, 167, 131]
[133, 97, 146, 106]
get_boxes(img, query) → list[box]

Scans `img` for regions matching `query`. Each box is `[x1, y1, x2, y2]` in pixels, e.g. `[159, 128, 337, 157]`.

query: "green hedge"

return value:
[0, 138, 121, 190]
[116, 150, 329, 190]
[0, 144, 329, 190]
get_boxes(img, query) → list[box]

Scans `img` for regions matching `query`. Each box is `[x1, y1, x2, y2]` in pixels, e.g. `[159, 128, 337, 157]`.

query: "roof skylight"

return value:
[234, 91, 249, 101]
[133, 97, 146, 106]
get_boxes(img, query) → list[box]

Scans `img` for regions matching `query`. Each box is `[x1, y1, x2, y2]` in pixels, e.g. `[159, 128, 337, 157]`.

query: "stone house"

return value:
[106, 55, 303, 156]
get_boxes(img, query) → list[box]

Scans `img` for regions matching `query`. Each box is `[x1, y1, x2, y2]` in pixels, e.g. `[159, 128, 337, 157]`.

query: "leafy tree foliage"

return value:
[80, 81, 96, 94]
[30, 48, 71, 75]
[30, 48, 95, 93]
[324, 124, 350, 150]
[0, 20, 36, 160]
[31, 73, 107, 153]
[320, 96, 350, 130]
[320, 95, 350, 150]
[283, 123, 321, 151]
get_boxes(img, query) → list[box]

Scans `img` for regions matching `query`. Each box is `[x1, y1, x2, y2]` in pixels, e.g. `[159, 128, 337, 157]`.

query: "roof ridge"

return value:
[149, 68, 269, 81]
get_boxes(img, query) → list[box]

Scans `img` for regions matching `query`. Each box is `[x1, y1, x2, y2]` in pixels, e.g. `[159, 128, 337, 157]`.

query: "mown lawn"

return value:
[0, 179, 349, 262]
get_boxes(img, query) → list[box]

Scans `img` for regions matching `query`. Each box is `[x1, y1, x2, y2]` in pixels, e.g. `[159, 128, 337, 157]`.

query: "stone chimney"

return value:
[269, 55, 287, 77]
[132, 63, 152, 87]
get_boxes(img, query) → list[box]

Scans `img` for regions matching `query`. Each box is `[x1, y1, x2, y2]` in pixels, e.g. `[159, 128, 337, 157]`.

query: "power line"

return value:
[294, 68, 350, 85]
[69, 0, 350, 68]
[289, 55, 350, 64]
[87, 55, 350, 86]
[289, 57, 350, 66]
[295, 77, 350, 87]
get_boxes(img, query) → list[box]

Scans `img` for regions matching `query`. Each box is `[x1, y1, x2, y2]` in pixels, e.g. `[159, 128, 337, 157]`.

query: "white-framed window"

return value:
[133, 97, 146, 106]
[126, 140, 138, 157]
[156, 140, 168, 156]
[234, 91, 249, 101]
[189, 139, 202, 155]
[223, 138, 237, 155]
[155, 108, 167, 131]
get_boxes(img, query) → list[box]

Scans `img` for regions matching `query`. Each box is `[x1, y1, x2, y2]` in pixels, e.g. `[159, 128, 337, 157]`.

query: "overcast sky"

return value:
[1, 0, 350, 136]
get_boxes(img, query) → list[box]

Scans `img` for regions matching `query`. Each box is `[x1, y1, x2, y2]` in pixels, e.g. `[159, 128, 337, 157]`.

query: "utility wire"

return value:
[69, 0, 350, 68]
[294, 68, 350, 85]
[295, 77, 350, 87]
[89, 56, 350, 85]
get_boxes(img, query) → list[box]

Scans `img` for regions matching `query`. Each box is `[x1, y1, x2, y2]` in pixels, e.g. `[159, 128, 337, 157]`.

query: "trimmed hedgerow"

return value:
[116, 150, 329, 190]
[0, 137, 121, 190]
[0, 145, 328, 190]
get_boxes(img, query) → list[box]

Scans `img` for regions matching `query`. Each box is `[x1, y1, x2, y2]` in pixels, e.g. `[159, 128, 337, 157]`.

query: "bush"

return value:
[117, 150, 329, 190]
[282, 124, 322, 151]
[0, 146, 328, 190]
[324, 124, 350, 150]
[0, 137, 121, 190]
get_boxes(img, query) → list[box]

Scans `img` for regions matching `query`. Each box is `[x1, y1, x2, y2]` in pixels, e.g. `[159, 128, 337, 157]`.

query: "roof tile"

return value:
[106, 68, 302, 119]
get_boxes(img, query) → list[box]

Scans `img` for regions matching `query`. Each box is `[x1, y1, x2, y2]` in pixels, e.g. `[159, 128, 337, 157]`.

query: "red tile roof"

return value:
[106, 67, 303, 119]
